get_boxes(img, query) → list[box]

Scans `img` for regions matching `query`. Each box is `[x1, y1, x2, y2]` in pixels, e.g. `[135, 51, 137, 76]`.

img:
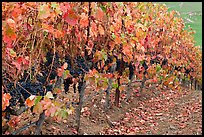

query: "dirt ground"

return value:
[14, 83, 202, 135]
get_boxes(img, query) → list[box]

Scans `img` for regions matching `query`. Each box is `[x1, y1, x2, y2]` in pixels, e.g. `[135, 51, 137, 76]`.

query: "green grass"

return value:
[156, 2, 202, 49]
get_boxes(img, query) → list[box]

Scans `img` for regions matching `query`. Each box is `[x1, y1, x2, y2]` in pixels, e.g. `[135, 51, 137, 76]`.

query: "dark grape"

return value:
[161, 58, 168, 67]
[116, 59, 121, 71]
[78, 81, 84, 93]
[129, 63, 134, 80]
[142, 61, 148, 70]
[64, 78, 73, 94]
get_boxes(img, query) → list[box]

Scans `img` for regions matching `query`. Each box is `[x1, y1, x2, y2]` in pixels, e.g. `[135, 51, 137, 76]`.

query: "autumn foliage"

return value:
[2, 2, 202, 134]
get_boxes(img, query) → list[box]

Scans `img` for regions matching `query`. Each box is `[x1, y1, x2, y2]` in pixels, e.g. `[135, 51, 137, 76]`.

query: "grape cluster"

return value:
[63, 56, 91, 93]
[2, 52, 56, 117]
[4, 80, 45, 107]
[141, 56, 194, 82]
[65, 56, 90, 77]
[2, 78, 49, 121]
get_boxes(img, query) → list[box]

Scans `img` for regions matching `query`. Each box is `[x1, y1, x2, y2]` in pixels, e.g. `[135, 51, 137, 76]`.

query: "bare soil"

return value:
[15, 83, 202, 135]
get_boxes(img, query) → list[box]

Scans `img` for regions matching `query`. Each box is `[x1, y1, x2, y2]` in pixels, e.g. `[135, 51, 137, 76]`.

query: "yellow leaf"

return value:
[45, 91, 54, 99]
[33, 102, 43, 114]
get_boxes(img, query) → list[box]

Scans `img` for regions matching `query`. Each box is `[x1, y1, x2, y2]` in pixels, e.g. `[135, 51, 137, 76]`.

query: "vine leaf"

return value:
[9, 48, 17, 58]
[12, 61, 21, 70]
[38, 4, 50, 19]
[33, 102, 43, 114]
[6, 18, 16, 29]
[96, 7, 104, 21]
[2, 93, 11, 111]
[80, 13, 89, 27]
[57, 68, 63, 77]
[8, 116, 20, 128]
[54, 29, 63, 38]
[98, 25, 105, 35]
[25, 95, 36, 108]
[63, 10, 78, 26]
[45, 91, 54, 99]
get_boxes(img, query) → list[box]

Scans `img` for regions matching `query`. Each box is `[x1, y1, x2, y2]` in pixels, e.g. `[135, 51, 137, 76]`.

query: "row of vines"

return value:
[2, 2, 202, 135]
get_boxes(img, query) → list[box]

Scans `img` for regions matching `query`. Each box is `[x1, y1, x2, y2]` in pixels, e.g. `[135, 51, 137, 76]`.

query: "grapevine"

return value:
[2, 2, 202, 135]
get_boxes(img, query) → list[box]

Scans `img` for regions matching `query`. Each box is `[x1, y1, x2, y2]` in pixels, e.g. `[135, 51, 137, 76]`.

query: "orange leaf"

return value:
[102, 73, 113, 79]
[119, 85, 126, 91]
[54, 88, 62, 94]
[42, 23, 54, 33]
[88, 69, 98, 77]
[109, 41, 115, 51]
[2, 93, 11, 111]
[96, 7, 104, 21]
[80, 13, 88, 27]
[25, 95, 36, 107]
[122, 45, 131, 55]
[54, 29, 63, 38]
[115, 35, 121, 44]
[90, 22, 97, 37]
[98, 25, 105, 35]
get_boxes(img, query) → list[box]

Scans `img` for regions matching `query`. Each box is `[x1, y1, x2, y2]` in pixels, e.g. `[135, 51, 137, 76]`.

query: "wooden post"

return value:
[114, 77, 120, 107]
[75, 80, 86, 133]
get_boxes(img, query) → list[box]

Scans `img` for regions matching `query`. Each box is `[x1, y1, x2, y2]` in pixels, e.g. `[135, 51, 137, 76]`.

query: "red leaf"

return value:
[136, 93, 141, 97]
[8, 116, 20, 128]
[63, 10, 78, 26]
[60, 3, 70, 12]
[134, 89, 139, 93]
[62, 62, 68, 70]
[41, 97, 52, 110]
[3, 36, 13, 48]
[16, 56, 29, 65]
[102, 73, 113, 79]
[12, 61, 21, 70]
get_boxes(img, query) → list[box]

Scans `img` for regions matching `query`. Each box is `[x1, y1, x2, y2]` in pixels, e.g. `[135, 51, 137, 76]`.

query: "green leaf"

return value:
[100, 5, 106, 12]
[119, 2, 124, 7]
[51, 2, 57, 9]
[63, 70, 70, 79]
[43, 31, 48, 35]
[112, 82, 118, 89]
[140, 60, 145, 65]
[34, 96, 42, 105]
[159, 76, 163, 81]
[111, 33, 116, 39]
[59, 109, 68, 119]
[38, 4, 50, 19]
[156, 64, 162, 72]
[9, 48, 16, 57]
[101, 49, 107, 61]
[121, 33, 125, 39]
